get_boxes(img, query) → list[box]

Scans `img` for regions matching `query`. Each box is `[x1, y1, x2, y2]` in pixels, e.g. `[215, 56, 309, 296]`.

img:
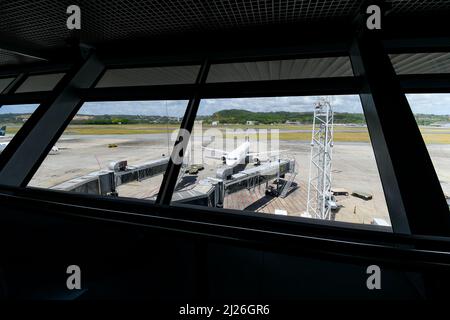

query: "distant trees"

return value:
[201, 109, 367, 125]
[414, 114, 450, 126]
[84, 118, 129, 125]
[72, 115, 180, 125]
[1, 111, 449, 126]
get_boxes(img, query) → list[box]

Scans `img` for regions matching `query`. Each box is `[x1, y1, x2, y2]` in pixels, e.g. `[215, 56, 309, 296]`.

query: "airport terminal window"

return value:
[0, 104, 39, 153]
[28, 100, 188, 200]
[170, 96, 391, 227]
[406, 94, 450, 210]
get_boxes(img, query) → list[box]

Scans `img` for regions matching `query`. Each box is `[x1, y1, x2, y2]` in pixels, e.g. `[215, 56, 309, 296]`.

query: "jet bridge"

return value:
[51, 158, 169, 195]
[51, 157, 296, 209]
[171, 159, 296, 207]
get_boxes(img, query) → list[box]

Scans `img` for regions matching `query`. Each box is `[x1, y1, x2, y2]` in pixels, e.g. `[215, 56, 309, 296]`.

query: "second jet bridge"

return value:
[49, 157, 295, 210]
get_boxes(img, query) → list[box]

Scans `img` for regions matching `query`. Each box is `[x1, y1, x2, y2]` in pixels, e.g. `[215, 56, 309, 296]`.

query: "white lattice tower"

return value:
[306, 98, 334, 220]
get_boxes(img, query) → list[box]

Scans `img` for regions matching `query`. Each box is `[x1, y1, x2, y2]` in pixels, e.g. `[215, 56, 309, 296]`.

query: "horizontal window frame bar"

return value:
[4, 75, 450, 105]
[400, 74, 450, 93]
[0, 63, 71, 78]
[0, 91, 52, 105]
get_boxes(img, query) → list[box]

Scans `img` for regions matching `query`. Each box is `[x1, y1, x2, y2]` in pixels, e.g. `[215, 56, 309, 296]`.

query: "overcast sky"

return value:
[2, 94, 450, 117]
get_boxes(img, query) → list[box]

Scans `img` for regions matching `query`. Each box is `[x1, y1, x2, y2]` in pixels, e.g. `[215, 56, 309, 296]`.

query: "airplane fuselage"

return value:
[225, 141, 250, 166]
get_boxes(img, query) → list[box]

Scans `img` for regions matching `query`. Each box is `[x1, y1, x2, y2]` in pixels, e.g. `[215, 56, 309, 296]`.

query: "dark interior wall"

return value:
[0, 197, 426, 300]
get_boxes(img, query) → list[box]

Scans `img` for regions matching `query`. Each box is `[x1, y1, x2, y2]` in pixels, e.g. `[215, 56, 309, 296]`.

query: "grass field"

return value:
[3, 123, 450, 144]
[64, 124, 178, 135]
[3, 124, 178, 135]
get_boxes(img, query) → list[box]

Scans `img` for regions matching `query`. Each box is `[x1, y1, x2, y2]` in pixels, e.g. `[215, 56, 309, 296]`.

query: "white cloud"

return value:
[79, 100, 189, 117]
[0, 104, 39, 114]
[197, 95, 363, 114]
[406, 94, 450, 115]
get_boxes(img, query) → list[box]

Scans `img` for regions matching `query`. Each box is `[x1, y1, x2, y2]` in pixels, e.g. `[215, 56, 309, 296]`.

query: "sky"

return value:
[1, 94, 450, 117]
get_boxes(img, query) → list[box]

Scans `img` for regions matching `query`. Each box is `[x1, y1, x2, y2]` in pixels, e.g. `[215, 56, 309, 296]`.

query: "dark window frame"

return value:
[0, 42, 449, 237]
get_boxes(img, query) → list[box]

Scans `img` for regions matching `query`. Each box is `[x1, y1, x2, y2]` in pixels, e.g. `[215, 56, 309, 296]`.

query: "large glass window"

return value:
[0, 104, 39, 153]
[169, 95, 391, 228]
[29, 100, 188, 201]
[406, 94, 450, 209]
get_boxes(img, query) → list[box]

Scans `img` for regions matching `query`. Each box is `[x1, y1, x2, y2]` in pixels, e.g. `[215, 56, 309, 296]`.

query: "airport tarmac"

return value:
[26, 132, 450, 228]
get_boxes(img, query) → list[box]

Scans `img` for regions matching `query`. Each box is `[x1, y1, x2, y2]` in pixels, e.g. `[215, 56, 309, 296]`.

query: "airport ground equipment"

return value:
[351, 191, 373, 200]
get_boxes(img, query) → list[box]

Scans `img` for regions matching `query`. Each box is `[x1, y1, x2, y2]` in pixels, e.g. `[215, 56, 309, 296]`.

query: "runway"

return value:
[25, 131, 450, 227]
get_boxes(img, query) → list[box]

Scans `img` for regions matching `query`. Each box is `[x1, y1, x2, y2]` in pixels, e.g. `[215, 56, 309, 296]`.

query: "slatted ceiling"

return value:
[0, 0, 361, 49]
[390, 53, 450, 74]
[15, 73, 65, 93]
[392, 0, 450, 13]
[0, 78, 14, 93]
[206, 56, 353, 83]
[0, 1, 71, 49]
[95, 65, 201, 88]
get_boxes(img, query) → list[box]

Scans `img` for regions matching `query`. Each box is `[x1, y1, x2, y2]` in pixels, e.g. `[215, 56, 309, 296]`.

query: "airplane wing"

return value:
[202, 146, 228, 156]
[247, 149, 289, 157]
[204, 154, 224, 160]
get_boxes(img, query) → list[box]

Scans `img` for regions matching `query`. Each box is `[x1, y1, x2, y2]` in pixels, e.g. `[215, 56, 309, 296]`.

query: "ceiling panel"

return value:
[1, 1, 450, 67]
[207, 56, 353, 82]
[391, 53, 450, 74]
[15, 73, 65, 93]
[96, 65, 201, 87]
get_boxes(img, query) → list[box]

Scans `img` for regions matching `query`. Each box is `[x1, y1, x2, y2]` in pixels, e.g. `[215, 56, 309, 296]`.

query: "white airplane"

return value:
[203, 141, 286, 167]
[0, 142, 59, 155]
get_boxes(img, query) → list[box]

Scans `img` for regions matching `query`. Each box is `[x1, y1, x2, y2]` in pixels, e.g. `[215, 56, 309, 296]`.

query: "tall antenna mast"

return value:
[306, 98, 334, 220]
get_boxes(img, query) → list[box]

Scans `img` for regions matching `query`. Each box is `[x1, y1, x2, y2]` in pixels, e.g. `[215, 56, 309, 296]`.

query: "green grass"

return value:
[201, 124, 368, 132]
[63, 124, 178, 135]
[279, 131, 371, 142]
[3, 123, 450, 144]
